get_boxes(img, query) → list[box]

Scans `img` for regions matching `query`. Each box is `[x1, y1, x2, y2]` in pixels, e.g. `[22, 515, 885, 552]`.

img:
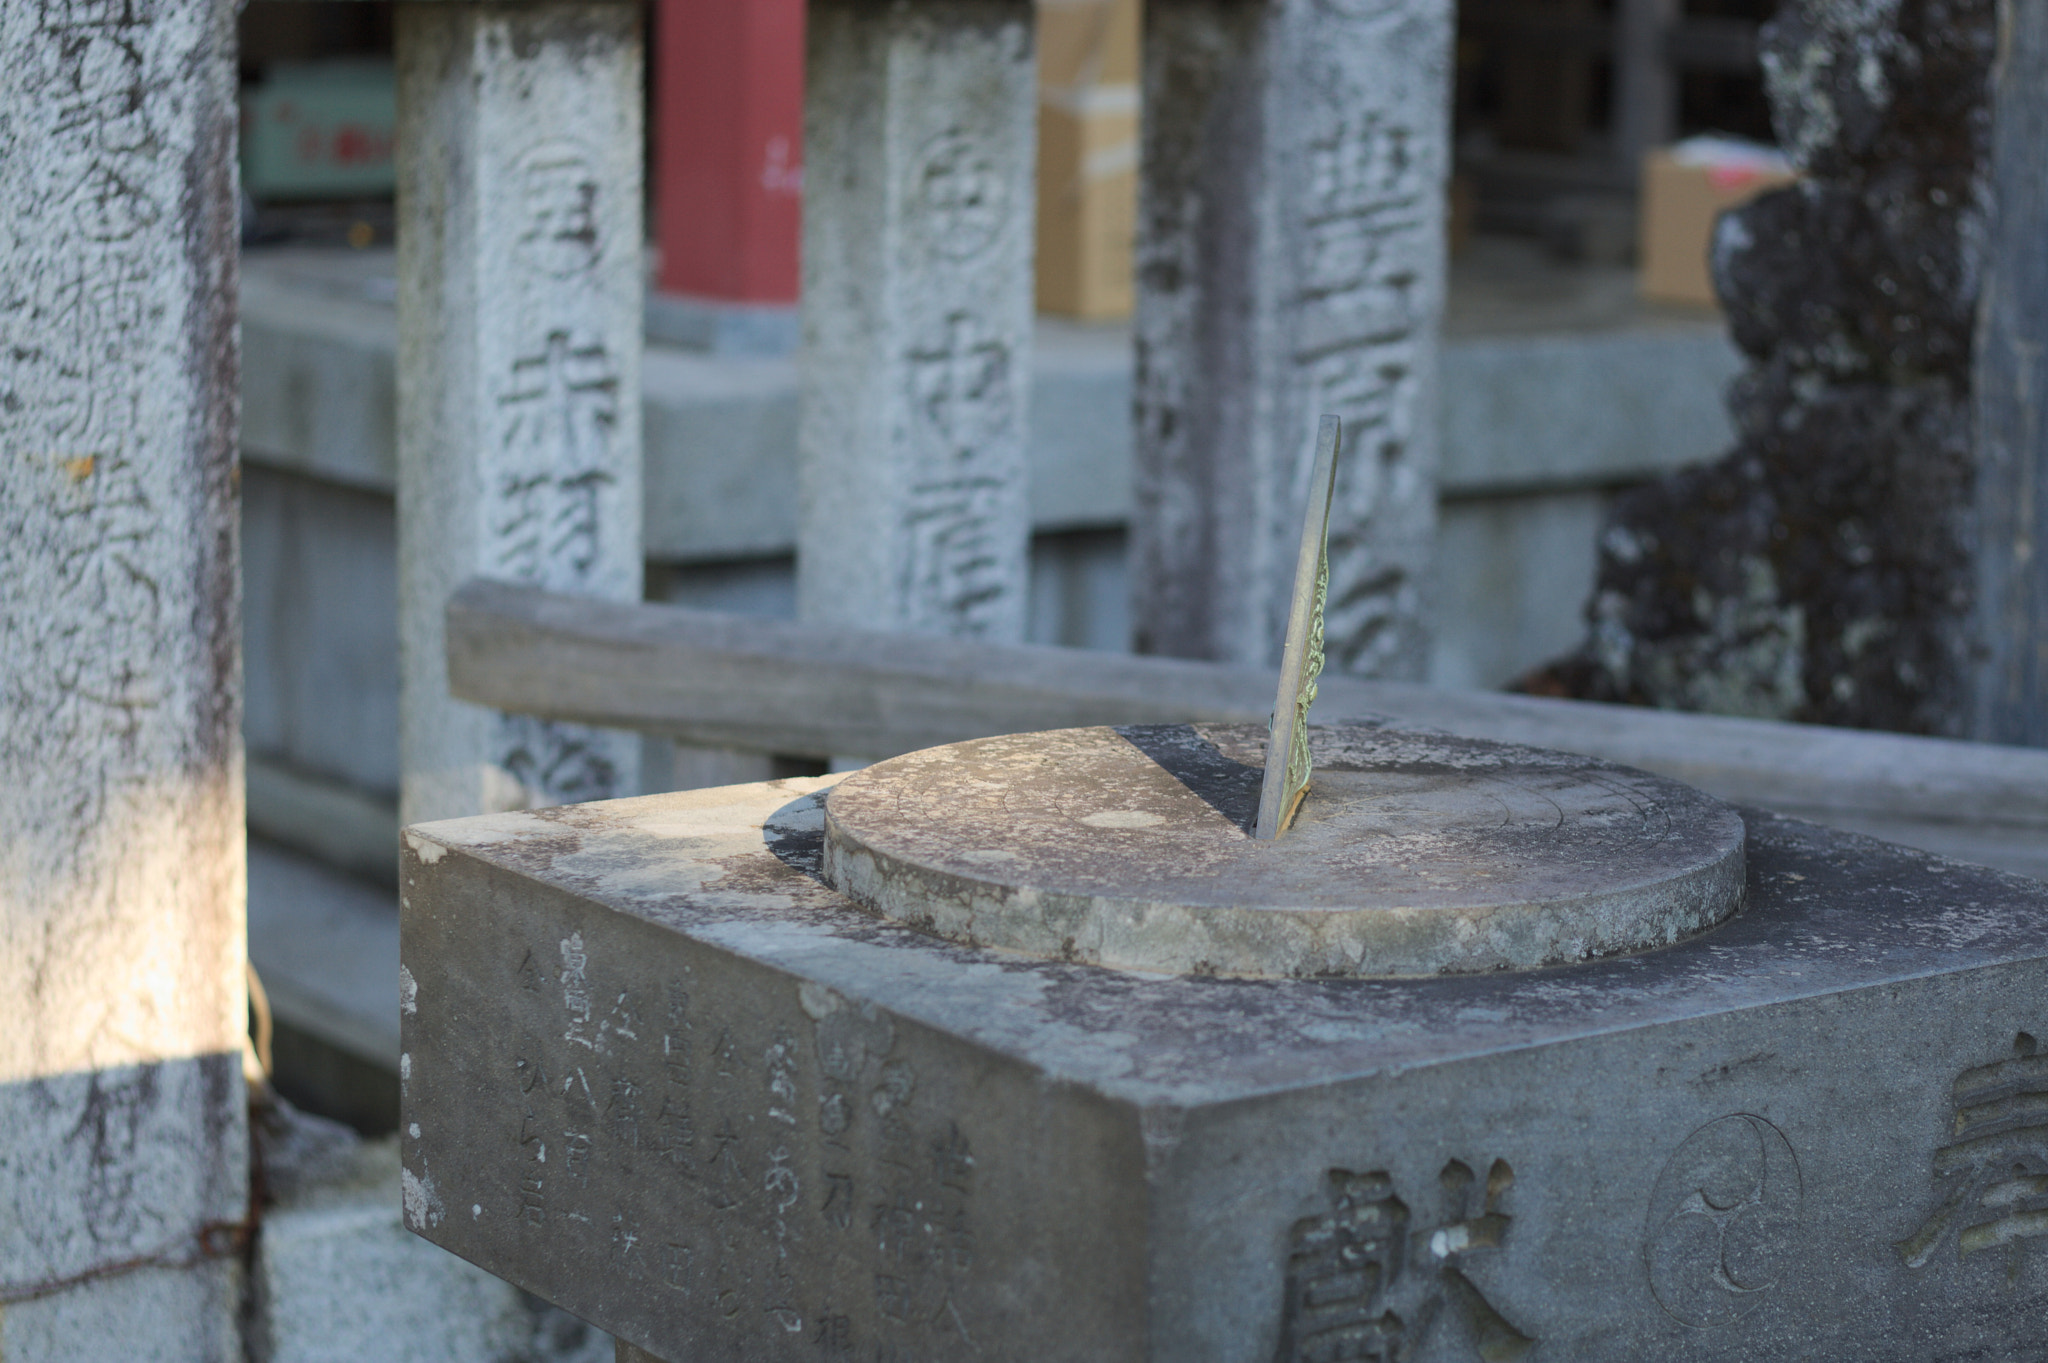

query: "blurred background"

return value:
[234, 0, 1793, 1136]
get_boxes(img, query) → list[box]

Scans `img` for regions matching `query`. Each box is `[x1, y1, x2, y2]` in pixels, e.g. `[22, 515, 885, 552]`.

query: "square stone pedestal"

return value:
[399, 778, 2048, 1362]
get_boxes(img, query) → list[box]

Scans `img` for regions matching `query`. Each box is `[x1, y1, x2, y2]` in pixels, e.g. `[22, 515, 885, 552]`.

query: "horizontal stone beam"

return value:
[447, 579, 1275, 757]
[445, 578, 2048, 872]
[237, 264, 1743, 558]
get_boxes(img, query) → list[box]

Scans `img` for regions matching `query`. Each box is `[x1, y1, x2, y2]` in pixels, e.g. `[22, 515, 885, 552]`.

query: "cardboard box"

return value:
[1638, 142, 1796, 307]
[1038, 0, 1139, 91]
[1035, 0, 1141, 319]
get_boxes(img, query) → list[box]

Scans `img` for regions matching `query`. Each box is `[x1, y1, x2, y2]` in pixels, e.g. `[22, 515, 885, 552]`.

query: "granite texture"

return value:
[1970, 0, 2048, 744]
[250, 1098, 617, 1362]
[0, 0, 249, 1351]
[402, 776, 2048, 1361]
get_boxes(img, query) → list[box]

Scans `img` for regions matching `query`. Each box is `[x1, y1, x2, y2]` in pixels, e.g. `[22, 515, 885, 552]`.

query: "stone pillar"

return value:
[397, 2, 645, 825]
[797, 0, 1037, 640]
[0, 0, 247, 1355]
[1131, 0, 1452, 677]
[1972, 0, 2048, 745]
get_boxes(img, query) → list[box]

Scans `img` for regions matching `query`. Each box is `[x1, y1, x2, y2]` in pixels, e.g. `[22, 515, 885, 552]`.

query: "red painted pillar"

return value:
[652, 0, 804, 306]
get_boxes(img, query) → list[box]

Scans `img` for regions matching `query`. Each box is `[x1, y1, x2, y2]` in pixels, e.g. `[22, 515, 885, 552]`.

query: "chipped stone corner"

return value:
[400, 1163, 446, 1233]
[403, 830, 449, 866]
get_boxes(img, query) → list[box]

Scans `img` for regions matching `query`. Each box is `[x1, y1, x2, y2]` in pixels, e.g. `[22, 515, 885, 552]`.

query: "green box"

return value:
[241, 60, 395, 201]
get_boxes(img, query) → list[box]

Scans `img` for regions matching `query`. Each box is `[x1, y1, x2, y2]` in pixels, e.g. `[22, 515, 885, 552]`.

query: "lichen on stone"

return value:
[1525, 0, 1994, 736]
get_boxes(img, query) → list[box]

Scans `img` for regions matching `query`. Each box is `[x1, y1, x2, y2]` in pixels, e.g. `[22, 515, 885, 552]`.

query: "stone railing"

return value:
[445, 578, 2048, 881]
[379, 0, 2048, 846]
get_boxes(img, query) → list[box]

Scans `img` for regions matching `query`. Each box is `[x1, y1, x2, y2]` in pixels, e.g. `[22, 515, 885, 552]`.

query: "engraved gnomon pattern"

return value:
[1642, 1114, 1803, 1329]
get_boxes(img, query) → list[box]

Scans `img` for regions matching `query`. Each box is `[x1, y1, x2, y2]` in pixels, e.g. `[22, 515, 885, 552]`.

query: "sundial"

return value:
[821, 417, 1747, 977]
[401, 416, 2048, 1363]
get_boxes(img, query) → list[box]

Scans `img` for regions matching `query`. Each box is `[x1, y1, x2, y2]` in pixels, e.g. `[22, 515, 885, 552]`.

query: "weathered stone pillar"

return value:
[797, 0, 1037, 640]
[1131, 0, 1452, 677]
[1972, 0, 2048, 745]
[0, 0, 247, 1354]
[397, 2, 646, 823]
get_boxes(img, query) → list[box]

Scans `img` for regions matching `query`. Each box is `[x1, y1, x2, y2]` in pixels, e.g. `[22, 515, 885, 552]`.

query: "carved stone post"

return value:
[797, 0, 1038, 640]
[1132, 0, 1453, 677]
[397, 2, 645, 824]
[0, 0, 247, 1353]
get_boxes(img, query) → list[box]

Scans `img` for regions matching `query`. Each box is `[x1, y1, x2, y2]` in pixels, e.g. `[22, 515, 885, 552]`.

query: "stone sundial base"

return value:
[820, 723, 1747, 977]
[399, 765, 2048, 1362]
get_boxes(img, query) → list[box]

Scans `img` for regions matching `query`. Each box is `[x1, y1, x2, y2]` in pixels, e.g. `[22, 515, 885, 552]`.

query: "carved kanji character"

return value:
[1898, 1031, 2048, 1279]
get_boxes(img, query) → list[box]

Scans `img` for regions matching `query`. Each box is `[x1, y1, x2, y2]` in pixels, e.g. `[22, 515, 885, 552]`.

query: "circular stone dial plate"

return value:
[820, 724, 1747, 978]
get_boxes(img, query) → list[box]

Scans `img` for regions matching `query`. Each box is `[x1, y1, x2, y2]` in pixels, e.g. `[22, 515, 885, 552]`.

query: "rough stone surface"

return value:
[396, 2, 645, 825]
[252, 1099, 615, 1363]
[822, 724, 1745, 977]
[403, 778, 2048, 1361]
[0, 1262, 246, 1363]
[797, 0, 1037, 640]
[0, 0, 248, 1350]
[257, 1136, 529, 1363]
[1132, 0, 1452, 678]
[1533, 0, 1997, 735]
